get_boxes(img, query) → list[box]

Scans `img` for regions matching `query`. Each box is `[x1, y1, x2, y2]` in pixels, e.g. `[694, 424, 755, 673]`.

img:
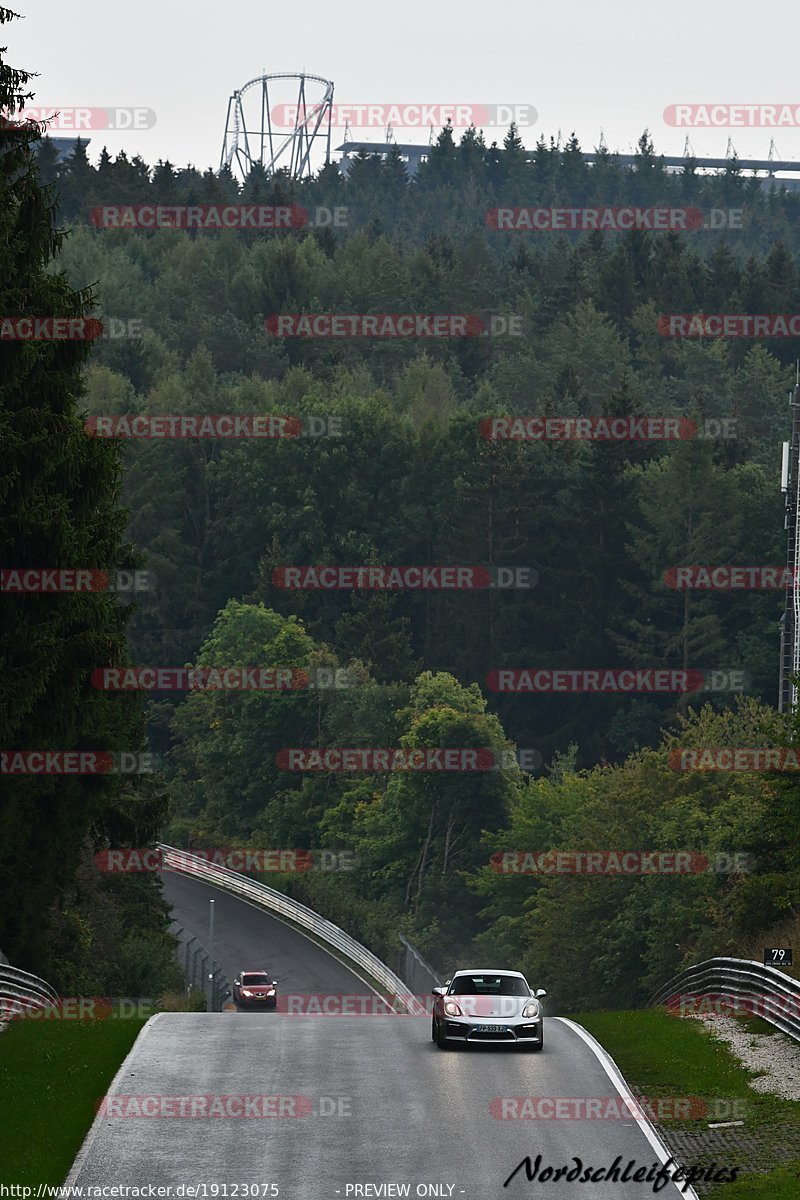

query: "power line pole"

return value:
[206, 899, 215, 1012]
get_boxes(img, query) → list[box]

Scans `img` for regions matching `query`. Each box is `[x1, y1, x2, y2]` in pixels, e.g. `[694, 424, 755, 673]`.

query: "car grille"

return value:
[468, 1027, 516, 1041]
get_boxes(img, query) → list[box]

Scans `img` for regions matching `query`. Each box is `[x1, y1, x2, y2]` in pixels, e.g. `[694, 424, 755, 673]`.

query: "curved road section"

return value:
[67, 870, 698, 1199]
[162, 869, 368, 998]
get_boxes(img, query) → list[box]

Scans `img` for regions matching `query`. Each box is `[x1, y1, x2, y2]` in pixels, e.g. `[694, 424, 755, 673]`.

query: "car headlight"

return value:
[522, 1000, 541, 1019]
[241, 989, 253, 997]
[266, 989, 275, 995]
[444, 1000, 463, 1017]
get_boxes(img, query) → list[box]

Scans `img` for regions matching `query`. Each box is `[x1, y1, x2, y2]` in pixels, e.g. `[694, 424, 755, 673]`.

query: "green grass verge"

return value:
[707, 1161, 800, 1196]
[567, 1009, 788, 1118]
[568, 1008, 800, 1192]
[0, 1018, 148, 1185]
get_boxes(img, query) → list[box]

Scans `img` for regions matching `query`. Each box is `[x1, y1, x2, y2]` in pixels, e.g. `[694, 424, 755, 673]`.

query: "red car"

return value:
[232, 970, 278, 1009]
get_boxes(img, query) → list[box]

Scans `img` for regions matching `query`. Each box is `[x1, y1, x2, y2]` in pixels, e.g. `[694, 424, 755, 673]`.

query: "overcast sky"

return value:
[8, 1, 800, 176]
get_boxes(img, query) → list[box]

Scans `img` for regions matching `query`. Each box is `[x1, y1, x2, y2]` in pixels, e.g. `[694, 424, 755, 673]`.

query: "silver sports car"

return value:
[431, 969, 546, 1049]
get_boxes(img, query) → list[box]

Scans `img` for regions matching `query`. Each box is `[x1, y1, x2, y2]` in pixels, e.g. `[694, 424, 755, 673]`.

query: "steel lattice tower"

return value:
[779, 366, 800, 712]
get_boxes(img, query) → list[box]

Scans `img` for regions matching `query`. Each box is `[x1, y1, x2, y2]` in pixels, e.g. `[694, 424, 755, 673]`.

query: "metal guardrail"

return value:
[0, 962, 59, 1022]
[171, 921, 231, 1011]
[159, 844, 415, 1009]
[398, 933, 442, 994]
[649, 956, 800, 1042]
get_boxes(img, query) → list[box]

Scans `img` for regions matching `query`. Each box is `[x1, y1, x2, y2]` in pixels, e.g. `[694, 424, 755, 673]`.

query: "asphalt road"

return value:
[161, 868, 368, 997]
[65, 871, 698, 1199]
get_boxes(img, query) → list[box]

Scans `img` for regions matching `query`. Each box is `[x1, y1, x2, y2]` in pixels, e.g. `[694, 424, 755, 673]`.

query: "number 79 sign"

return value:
[764, 948, 793, 966]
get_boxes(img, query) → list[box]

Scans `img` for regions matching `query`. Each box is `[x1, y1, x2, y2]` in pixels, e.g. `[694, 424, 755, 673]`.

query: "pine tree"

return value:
[33, 134, 60, 185]
[559, 132, 588, 203]
[632, 129, 668, 204]
[0, 9, 157, 970]
[381, 144, 409, 198]
[152, 159, 179, 204]
[503, 122, 524, 154]
[613, 440, 746, 717]
[421, 121, 458, 186]
[55, 136, 96, 219]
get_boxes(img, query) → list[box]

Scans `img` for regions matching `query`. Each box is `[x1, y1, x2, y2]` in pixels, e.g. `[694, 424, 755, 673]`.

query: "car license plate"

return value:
[473, 1024, 508, 1033]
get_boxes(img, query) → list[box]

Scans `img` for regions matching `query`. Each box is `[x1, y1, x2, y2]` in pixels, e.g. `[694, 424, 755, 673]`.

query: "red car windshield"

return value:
[241, 974, 272, 986]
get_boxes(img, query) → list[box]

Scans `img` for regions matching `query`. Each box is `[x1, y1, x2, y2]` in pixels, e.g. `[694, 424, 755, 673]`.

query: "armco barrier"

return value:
[0, 961, 59, 1023]
[649, 956, 800, 1042]
[159, 844, 416, 1009]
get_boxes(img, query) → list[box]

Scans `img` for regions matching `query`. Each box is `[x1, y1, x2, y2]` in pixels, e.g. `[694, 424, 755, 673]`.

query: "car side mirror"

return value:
[272, 980, 279, 986]
[234, 978, 240, 985]
[432, 986, 446, 996]
[535, 988, 547, 998]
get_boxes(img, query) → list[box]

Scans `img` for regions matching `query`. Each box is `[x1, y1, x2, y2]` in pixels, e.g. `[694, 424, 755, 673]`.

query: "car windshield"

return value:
[448, 974, 530, 997]
[241, 974, 272, 985]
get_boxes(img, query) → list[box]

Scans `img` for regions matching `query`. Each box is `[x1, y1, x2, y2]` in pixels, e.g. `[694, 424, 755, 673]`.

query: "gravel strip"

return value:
[643, 1014, 800, 1192]
[691, 1014, 800, 1100]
